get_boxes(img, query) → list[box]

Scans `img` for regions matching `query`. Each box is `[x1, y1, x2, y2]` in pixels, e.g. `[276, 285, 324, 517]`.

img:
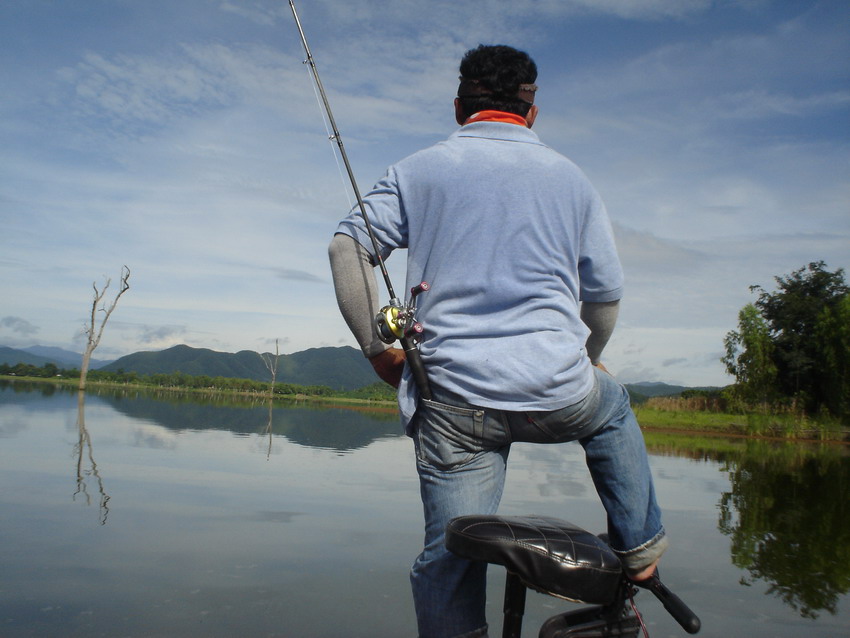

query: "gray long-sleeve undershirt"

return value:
[328, 233, 619, 363]
[328, 233, 390, 358]
[581, 299, 619, 364]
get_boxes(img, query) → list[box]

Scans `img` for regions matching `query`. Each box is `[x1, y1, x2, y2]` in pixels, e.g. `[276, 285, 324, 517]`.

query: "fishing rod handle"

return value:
[402, 336, 432, 400]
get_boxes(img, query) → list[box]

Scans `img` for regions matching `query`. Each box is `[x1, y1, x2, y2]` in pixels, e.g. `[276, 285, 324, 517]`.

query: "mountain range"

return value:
[1, 344, 717, 396]
[1, 344, 375, 391]
[100, 344, 375, 391]
[0, 345, 112, 369]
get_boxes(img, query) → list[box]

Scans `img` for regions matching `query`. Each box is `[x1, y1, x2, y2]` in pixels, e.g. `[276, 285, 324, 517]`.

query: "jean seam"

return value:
[421, 397, 481, 417]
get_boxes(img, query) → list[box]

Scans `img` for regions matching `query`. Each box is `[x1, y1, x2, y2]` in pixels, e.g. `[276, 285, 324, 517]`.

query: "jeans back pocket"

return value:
[414, 398, 486, 471]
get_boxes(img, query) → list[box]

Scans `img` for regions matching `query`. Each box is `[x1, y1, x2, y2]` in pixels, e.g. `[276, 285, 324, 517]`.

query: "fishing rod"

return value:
[288, 0, 432, 399]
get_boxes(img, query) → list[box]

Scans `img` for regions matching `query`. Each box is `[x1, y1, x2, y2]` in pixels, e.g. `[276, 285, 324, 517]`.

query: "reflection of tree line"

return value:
[719, 444, 850, 619]
[649, 432, 849, 619]
[0, 379, 64, 397]
[94, 388, 404, 452]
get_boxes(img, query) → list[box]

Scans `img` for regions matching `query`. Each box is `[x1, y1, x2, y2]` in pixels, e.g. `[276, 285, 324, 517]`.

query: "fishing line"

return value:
[302, 58, 354, 212]
[288, 0, 394, 298]
[288, 0, 432, 399]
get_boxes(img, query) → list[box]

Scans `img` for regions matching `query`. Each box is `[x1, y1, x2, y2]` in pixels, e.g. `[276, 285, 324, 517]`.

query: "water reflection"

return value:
[264, 399, 274, 460]
[1, 381, 848, 633]
[72, 391, 110, 525]
[73, 387, 850, 621]
[717, 442, 850, 619]
[644, 432, 850, 620]
[0, 378, 63, 398]
[96, 390, 402, 451]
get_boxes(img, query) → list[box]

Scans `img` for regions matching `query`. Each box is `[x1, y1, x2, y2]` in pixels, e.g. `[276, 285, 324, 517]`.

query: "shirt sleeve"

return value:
[577, 192, 624, 302]
[335, 166, 408, 264]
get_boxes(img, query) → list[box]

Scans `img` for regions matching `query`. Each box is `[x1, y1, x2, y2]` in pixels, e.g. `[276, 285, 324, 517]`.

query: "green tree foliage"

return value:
[724, 262, 849, 420]
[0, 362, 68, 378]
[723, 303, 778, 407]
[815, 294, 850, 420]
[0, 363, 341, 398]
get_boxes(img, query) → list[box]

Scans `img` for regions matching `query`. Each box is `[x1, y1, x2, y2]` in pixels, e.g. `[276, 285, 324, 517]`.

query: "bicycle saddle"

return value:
[446, 515, 623, 605]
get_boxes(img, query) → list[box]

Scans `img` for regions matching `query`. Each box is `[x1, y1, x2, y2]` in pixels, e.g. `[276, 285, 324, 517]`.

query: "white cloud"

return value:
[709, 89, 850, 119]
[219, 1, 288, 26]
[565, 0, 713, 20]
[1, 316, 40, 337]
[614, 224, 709, 278]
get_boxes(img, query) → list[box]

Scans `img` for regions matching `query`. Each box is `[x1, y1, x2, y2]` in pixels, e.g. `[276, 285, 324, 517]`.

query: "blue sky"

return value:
[1, 0, 848, 387]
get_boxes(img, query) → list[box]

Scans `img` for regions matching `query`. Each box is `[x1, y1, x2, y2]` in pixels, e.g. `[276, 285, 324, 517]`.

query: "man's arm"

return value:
[581, 300, 620, 365]
[328, 233, 405, 386]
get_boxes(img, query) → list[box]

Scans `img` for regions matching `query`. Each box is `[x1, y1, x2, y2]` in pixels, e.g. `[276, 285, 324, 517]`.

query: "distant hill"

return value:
[0, 347, 57, 368]
[625, 381, 691, 398]
[23, 345, 113, 369]
[3, 342, 721, 397]
[0, 346, 112, 369]
[99, 344, 375, 391]
[624, 381, 721, 404]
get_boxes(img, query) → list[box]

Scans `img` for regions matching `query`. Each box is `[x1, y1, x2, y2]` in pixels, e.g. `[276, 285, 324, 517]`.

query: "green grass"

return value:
[634, 405, 848, 441]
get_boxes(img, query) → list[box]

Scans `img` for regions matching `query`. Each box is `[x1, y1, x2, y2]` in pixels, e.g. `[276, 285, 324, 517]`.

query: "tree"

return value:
[752, 261, 848, 408]
[79, 266, 130, 390]
[722, 303, 778, 407]
[260, 339, 281, 398]
[724, 262, 849, 418]
[815, 294, 850, 420]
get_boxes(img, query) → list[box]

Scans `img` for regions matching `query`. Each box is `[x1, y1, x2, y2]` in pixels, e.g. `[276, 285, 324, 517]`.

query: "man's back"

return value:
[340, 119, 623, 412]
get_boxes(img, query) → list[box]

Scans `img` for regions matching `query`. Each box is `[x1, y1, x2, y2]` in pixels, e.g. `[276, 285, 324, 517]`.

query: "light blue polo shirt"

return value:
[337, 121, 623, 428]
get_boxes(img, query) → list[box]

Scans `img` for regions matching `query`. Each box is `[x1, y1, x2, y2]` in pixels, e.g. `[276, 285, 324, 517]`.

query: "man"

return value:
[329, 44, 666, 638]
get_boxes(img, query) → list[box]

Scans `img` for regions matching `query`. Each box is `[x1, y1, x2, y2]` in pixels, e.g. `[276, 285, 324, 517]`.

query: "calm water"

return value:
[0, 382, 848, 638]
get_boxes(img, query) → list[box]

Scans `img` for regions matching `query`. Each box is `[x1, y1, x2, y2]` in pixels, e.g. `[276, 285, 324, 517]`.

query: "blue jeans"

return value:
[409, 367, 667, 638]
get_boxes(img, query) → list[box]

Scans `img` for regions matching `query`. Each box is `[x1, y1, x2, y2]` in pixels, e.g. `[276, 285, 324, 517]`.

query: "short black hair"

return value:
[457, 44, 538, 118]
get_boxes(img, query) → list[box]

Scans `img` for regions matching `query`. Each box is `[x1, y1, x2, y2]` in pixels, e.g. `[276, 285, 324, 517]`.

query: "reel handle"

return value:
[411, 281, 430, 297]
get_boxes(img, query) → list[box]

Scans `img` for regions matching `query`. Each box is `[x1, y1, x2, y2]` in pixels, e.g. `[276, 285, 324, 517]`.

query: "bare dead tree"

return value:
[260, 338, 281, 398]
[79, 266, 130, 391]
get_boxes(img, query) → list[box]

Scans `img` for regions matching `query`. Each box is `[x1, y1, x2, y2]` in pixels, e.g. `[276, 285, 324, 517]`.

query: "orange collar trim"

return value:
[464, 110, 528, 127]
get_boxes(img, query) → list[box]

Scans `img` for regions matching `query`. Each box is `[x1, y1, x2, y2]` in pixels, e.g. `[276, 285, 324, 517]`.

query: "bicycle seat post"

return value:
[502, 571, 527, 638]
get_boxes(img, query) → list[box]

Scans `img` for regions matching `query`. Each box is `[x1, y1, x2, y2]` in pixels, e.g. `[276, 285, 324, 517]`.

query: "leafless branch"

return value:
[79, 266, 130, 390]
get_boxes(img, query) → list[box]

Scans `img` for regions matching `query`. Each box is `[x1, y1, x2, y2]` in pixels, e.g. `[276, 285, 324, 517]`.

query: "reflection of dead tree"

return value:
[73, 391, 111, 525]
[265, 399, 274, 460]
[80, 266, 130, 391]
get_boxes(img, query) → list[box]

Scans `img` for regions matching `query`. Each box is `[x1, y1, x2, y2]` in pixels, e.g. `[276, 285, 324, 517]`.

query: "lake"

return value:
[1, 381, 848, 637]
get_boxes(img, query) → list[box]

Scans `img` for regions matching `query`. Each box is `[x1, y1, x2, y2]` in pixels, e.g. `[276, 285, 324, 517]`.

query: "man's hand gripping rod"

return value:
[289, 0, 432, 399]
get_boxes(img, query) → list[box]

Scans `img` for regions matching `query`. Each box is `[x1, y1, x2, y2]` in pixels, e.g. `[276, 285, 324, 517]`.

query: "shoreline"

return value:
[3, 375, 847, 443]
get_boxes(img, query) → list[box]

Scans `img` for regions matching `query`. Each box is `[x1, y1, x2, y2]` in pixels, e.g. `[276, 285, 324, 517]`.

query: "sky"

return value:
[1, 0, 848, 387]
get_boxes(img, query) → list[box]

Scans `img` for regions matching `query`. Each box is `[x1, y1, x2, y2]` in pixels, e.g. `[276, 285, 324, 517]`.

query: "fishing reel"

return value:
[375, 281, 429, 344]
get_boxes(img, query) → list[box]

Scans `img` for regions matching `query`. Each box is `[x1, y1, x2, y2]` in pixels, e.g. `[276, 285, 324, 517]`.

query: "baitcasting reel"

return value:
[375, 281, 429, 344]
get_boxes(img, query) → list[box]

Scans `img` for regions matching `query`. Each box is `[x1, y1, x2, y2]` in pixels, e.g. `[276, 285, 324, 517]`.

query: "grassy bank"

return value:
[634, 402, 848, 442]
